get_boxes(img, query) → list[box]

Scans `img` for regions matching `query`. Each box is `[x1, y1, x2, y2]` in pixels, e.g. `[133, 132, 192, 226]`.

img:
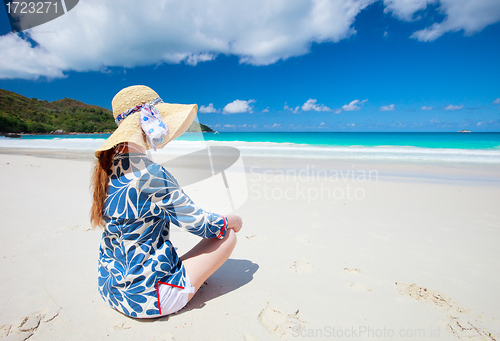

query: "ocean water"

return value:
[1, 132, 499, 164]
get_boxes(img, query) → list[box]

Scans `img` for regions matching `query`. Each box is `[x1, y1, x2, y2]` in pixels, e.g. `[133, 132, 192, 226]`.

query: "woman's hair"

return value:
[90, 147, 115, 229]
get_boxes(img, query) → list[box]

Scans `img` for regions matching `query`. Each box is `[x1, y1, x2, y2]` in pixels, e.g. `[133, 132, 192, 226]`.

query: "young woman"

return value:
[90, 85, 243, 318]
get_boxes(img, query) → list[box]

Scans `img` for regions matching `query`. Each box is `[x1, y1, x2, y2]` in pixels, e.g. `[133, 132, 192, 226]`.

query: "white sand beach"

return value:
[0, 150, 499, 340]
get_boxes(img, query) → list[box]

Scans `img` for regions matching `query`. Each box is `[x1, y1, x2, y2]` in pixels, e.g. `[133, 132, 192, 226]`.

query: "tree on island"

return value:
[0, 88, 214, 134]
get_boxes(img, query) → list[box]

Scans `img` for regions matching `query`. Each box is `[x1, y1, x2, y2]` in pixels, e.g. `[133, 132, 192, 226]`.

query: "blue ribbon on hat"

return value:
[115, 97, 170, 151]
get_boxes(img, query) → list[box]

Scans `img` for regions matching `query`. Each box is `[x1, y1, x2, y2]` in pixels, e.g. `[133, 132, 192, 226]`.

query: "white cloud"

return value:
[262, 108, 270, 113]
[0, 0, 377, 79]
[284, 103, 300, 114]
[409, 0, 500, 42]
[3, 0, 498, 79]
[334, 109, 342, 114]
[224, 124, 235, 128]
[199, 103, 219, 113]
[342, 99, 365, 111]
[492, 98, 500, 105]
[383, 0, 436, 21]
[421, 106, 433, 110]
[445, 104, 464, 111]
[301, 99, 332, 112]
[379, 104, 395, 111]
[223, 99, 256, 114]
[0, 33, 67, 79]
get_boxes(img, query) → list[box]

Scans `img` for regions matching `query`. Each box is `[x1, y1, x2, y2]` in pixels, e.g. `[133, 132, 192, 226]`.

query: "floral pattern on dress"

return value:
[98, 153, 226, 318]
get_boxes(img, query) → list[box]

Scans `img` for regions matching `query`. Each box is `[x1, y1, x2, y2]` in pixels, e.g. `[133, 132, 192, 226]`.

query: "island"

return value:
[0, 88, 214, 134]
[457, 129, 471, 133]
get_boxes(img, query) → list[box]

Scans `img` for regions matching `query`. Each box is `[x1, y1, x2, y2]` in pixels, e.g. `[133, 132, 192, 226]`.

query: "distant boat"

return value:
[457, 129, 471, 133]
[214, 131, 219, 134]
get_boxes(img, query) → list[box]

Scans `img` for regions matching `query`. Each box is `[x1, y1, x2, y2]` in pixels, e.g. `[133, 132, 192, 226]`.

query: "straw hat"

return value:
[95, 85, 198, 158]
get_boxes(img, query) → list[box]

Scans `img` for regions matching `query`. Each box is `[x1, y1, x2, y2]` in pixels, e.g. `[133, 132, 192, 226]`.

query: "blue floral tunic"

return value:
[98, 153, 227, 318]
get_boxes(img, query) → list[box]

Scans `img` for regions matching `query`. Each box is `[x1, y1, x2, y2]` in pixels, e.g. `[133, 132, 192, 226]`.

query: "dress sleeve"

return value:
[144, 162, 227, 239]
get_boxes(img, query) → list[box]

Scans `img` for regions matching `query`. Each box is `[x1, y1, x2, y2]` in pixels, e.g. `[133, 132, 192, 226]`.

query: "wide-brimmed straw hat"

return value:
[95, 85, 198, 158]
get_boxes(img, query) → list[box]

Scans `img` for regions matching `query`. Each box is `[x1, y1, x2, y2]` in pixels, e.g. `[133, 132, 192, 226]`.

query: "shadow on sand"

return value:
[154, 258, 258, 321]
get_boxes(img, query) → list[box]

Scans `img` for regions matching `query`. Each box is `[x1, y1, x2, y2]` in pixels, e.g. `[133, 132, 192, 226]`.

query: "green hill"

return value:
[0, 88, 213, 134]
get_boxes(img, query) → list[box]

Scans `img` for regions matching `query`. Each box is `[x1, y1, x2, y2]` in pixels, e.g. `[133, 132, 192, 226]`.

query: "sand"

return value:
[0, 150, 499, 340]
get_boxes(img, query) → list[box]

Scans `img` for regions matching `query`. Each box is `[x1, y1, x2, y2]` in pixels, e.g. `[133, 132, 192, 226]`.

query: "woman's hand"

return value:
[226, 215, 243, 233]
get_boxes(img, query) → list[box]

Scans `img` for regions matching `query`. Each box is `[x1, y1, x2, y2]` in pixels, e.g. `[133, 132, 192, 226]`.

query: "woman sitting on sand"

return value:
[90, 85, 242, 318]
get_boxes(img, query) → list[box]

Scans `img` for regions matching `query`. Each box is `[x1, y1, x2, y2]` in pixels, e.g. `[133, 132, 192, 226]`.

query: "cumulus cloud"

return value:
[421, 106, 433, 110]
[199, 103, 219, 113]
[301, 99, 332, 112]
[262, 108, 270, 113]
[0, 33, 67, 79]
[342, 99, 367, 111]
[284, 103, 300, 114]
[2, 0, 498, 79]
[383, 0, 500, 42]
[0, 0, 377, 79]
[445, 104, 464, 111]
[409, 0, 500, 42]
[379, 104, 395, 111]
[223, 99, 256, 114]
[383, 0, 436, 21]
[492, 98, 500, 105]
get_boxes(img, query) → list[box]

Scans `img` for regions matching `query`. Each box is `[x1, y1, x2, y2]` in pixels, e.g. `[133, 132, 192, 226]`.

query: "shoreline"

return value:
[2, 147, 500, 185]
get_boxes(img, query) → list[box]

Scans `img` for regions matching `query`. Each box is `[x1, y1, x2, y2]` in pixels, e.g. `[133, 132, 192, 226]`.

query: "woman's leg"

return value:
[180, 229, 237, 302]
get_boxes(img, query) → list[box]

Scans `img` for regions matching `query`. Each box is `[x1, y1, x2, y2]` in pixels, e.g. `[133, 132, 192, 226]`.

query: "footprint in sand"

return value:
[395, 282, 468, 314]
[290, 260, 313, 274]
[258, 303, 305, 337]
[396, 282, 496, 340]
[0, 308, 60, 341]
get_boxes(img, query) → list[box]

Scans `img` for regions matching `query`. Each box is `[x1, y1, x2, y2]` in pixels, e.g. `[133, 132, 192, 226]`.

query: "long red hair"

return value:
[90, 148, 115, 229]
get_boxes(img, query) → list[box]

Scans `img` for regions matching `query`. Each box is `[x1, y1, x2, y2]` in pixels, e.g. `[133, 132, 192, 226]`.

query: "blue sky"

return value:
[0, 0, 499, 132]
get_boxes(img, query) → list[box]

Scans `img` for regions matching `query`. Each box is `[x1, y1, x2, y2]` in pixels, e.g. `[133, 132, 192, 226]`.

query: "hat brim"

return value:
[95, 103, 197, 158]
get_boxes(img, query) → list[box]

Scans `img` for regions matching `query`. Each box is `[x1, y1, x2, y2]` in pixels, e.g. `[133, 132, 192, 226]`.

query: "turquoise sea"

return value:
[185, 132, 500, 150]
[1, 132, 500, 163]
